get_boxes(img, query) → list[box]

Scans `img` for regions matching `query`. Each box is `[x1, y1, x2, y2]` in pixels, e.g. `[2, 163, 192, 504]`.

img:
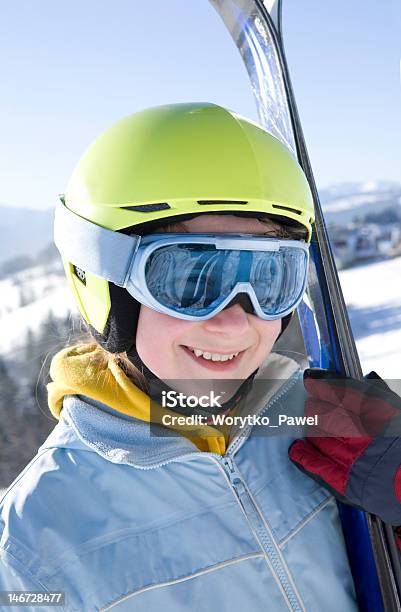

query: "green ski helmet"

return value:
[60, 102, 315, 353]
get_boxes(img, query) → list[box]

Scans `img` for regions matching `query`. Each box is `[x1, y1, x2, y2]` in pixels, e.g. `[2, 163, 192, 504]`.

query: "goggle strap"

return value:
[54, 203, 140, 287]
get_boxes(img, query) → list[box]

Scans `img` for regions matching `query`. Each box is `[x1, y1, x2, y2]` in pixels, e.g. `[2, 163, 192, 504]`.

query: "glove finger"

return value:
[305, 371, 399, 435]
[328, 384, 399, 435]
[304, 370, 347, 405]
[306, 436, 371, 470]
[305, 398, 371, 437]
[289, 438, 348, 494]
[304, 370, 385, 415]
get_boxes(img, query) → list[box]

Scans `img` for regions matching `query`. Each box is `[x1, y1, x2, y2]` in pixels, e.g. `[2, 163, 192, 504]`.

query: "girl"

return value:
[1, 103, 400, 611]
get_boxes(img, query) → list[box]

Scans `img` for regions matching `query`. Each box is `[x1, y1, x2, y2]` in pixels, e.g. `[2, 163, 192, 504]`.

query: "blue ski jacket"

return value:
[0, 354, 357, 611]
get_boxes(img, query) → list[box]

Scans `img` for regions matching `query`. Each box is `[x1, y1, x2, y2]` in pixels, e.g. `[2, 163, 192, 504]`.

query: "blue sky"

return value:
[1, 0, 400, 210]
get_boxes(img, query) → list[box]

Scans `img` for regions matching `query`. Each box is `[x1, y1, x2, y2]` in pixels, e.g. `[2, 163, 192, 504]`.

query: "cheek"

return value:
[251, 319, 282, 366]
[257, 319, 282, 348]
[135, 306, 190, 371]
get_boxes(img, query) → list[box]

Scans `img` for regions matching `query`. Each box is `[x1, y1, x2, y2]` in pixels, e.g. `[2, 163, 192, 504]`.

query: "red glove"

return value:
[288, 369, 401, 525]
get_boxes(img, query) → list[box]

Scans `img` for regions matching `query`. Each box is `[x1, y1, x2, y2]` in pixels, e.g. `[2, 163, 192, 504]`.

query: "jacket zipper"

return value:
[220, 454, 305, 612]
[226, 371, 301, 457]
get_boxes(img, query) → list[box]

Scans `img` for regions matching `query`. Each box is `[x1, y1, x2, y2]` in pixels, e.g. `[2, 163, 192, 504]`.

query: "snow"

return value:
[323, 192, 399, 213]
[320, 181, 400, 200]
[338, 255, 401, 379]
[0, 263, 66, 318]
[360, 180, 397, 193]
[0, 261, 76, 358]
[0, 285, 75, 358]
[319, 182, 401, 226]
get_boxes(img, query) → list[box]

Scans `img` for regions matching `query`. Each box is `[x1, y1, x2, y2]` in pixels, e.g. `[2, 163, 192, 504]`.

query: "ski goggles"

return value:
[54, 205, 310, 321]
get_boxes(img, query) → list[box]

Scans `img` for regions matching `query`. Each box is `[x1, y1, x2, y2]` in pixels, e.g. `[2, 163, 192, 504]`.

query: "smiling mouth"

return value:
[180, 345, 247, 365]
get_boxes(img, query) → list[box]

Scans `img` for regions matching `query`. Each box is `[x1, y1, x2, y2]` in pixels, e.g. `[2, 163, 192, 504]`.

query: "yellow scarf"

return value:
[47, 343, 227, 455]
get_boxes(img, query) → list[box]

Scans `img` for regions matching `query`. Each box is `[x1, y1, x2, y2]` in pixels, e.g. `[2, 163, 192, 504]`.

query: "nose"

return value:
[201, 295, 252, 334]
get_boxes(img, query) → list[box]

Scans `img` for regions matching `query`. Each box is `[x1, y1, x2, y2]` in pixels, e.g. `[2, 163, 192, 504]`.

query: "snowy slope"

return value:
[338, 255, 401, 379]
[1, 261, 65, 316]
[0, 261, 76, 358]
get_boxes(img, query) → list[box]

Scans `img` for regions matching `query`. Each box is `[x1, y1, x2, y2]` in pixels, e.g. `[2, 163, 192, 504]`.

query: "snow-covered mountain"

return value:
[319, 181, 401, 226]
[0, 259, 76, 359]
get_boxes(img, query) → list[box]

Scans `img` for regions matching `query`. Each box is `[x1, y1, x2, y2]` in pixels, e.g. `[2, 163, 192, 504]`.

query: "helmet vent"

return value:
[197, 200, 248, 206]
[121, 203, 171, 212]
[73, 266, 86, 285]
[272, 204, 302, 216]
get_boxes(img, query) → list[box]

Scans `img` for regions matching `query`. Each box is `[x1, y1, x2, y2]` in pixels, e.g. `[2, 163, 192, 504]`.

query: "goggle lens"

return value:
[252, 248, 308, 315]
[144, 243, 308, 318]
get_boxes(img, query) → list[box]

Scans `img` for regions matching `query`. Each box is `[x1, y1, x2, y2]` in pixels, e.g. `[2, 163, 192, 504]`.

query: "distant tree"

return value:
[0, 356, 19, 410]
[0, 356, 22, 485]
[25, 329, 36, 361]
[18, 286, 35, 308]
[0, 312, 81, 487]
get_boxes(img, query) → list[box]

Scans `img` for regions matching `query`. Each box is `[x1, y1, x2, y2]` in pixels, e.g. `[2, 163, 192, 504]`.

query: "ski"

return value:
[209, 0, 401, 609]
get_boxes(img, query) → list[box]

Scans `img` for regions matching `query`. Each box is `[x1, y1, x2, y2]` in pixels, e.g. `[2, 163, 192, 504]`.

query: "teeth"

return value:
[189, 347, 240, 362]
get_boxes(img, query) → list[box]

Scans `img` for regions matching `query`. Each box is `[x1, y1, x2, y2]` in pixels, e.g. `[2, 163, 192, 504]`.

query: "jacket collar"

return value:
[41, 352, 301, 468]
